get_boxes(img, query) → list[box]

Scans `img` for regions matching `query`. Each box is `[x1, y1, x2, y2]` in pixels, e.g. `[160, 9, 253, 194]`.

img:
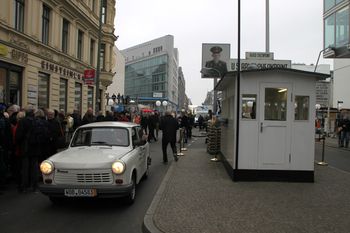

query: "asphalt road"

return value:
[315, 141, 350, 173]
[0, 137, 172, 233]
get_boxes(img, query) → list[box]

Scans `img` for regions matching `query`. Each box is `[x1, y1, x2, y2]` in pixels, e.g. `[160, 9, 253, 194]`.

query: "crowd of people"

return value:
[0, 103, 198, 193]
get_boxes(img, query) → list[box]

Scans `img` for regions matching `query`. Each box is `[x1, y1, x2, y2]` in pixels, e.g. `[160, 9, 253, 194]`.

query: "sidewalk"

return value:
[321, 135, 350, 150]
[143, 136, 350, 233]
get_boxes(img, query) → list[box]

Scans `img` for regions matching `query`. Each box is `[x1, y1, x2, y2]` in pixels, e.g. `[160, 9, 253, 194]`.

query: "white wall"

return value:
[107, 46, 125, 96]
[333, 59, 350, 109]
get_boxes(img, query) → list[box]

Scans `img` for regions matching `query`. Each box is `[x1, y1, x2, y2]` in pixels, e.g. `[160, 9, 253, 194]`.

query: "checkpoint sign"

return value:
[84, 69, 95, 85]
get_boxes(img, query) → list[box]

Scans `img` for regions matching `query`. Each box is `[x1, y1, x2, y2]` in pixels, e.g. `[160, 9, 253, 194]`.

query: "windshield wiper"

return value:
[90, 141, 113, 147]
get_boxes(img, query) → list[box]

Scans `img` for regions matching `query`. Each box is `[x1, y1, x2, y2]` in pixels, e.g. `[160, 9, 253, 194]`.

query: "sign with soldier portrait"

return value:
[201, 43, 230, 78]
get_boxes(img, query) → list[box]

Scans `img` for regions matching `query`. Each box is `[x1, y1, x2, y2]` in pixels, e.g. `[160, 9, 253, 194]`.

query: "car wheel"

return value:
[49, 196, 64, 205]
[125, 175, 136, 205]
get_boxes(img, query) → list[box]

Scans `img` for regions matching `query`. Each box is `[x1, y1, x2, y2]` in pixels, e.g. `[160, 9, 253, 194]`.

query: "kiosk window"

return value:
[264, 88, 287, 121]
[294, 96, 309, 121]
[242, 94, 256, 119]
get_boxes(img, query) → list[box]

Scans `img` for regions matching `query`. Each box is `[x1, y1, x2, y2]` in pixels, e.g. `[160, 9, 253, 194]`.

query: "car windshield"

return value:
[71, 127, 129, 147]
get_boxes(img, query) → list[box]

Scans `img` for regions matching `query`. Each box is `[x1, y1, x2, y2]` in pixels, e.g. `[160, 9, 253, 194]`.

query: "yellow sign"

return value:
[0, 44, 8, 56]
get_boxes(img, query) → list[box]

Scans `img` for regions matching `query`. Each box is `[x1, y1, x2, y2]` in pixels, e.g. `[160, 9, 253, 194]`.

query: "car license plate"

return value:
[64, 188, 97, 197]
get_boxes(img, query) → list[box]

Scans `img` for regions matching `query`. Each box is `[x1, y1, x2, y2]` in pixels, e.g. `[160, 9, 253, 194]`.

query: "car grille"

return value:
[54, 169, 113, 185]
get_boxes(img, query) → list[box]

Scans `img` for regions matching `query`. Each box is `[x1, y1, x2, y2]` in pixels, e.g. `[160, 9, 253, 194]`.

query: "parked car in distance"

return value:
[39, 122, 150, 205]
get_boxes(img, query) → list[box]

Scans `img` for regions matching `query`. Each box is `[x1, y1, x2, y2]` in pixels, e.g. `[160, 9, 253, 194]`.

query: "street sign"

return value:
[84, 69, 95, 85]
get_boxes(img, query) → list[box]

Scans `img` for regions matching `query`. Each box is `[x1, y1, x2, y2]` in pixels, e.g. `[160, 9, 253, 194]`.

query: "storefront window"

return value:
[9, 71, 20, 105]
[38, 72, 49, 109]
[59, 78, 67, 113]
[335, 6, 349, 47]
[294, 96, 309, 121]
[325, 14, 335, 49]
[241, 94, 256, 119]
[88, 86, 94, 109]
[264, 88, 287, 121]
[75, 82, 82, 113]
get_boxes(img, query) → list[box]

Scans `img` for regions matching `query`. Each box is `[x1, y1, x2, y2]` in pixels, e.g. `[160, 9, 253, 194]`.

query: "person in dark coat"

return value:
[0, 104, 12, 186]
[159, 111, 179, 163]
[96, 111, 105, 122]
[104, 111, 115, 121]
[148, 112, 157, 142]
[47, 109, 63, 157]
[82, 107, 96, 125]
[16, 106, 50, 192]
[72, 109, 82, 130]
[141, 113, 149, 135]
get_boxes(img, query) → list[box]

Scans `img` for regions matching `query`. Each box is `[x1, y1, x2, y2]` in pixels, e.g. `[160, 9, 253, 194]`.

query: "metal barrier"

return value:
[317, 134, 328, 166]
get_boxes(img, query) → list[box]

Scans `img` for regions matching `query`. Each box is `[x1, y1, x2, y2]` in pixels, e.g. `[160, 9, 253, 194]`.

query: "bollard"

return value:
[317, 134, 328, 166]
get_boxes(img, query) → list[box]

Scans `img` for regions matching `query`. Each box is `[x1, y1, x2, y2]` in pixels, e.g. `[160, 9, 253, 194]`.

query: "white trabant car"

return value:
[39, 122, 150, 204]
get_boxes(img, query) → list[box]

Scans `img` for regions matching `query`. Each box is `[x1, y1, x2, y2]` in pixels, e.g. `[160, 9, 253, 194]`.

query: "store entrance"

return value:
[0, 63, 22, 106]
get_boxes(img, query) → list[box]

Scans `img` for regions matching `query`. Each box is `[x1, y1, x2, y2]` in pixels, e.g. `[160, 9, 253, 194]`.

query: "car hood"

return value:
[48, 146, 132, 169]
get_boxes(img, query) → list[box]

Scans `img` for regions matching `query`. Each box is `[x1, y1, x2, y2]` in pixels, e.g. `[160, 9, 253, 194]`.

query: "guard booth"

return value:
[216, 68, 329, 182]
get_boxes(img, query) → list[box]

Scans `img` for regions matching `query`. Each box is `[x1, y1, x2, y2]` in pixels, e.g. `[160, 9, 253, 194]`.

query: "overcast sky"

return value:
[114, 0, 331, 105]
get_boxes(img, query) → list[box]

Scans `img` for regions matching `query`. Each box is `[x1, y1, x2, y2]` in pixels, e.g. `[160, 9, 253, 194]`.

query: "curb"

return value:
[142, 161, 175, 233]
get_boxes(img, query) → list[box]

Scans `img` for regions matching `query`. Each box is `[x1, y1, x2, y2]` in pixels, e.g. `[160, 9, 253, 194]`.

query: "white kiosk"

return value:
[217, 68, 329, 182]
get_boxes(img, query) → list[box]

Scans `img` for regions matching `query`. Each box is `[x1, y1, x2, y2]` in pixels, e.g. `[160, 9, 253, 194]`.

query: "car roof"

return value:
[78, 121, 138, 129]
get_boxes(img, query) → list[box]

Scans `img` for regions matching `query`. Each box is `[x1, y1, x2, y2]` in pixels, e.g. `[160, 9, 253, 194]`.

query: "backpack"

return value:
[28, 118, 50, 145]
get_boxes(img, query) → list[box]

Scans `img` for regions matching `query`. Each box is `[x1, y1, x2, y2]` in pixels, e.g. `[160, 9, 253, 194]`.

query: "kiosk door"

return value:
[258, 83, 292, 169]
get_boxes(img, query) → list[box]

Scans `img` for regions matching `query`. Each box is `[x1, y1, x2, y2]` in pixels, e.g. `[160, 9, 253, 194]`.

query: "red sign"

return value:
[84, 69, 95, 85]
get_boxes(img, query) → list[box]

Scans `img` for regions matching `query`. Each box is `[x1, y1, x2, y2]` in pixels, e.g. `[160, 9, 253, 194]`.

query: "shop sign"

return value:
[230, 59, 291, 71]
[245, 52, 274, 60]
[153, 92, 163, 98]
[0, 44, 8, 56]
[41, 60, 83, 81]
[84, 69, 95, 85]
[11, 49, 28, 63]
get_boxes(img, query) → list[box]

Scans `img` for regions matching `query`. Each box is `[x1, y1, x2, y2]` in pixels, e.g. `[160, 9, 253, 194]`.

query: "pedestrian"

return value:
[47, 109, 64, 157]
[11, 111, 25, 189]
[179, 111, 189, 143]
[159, 111, 179, 163]
[104, 111, 115, 121]
[16, 106, 50, 192]
[96, 111, 105, 122]
[72, 109, 82, 130]
[343, 116, 350, 148]
[82, 107, 96, 125]
[0, 104, 12, 186]
[141, 113, 148, 135]
[148, 112, 157, 142]
[154, 111, 160, 138]
[198, 114, 204, 130]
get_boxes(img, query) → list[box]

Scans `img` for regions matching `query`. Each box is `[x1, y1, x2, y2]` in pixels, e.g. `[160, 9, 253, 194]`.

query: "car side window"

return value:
[132, 127, 140, 147]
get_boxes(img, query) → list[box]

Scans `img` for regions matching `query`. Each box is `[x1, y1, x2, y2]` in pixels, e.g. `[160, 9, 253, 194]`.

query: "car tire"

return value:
[49, 196, 64, 205]
[125, 175, 136, 205]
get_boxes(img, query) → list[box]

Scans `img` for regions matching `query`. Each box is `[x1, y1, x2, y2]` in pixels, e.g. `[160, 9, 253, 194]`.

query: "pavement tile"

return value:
[146, 136, 350, 233]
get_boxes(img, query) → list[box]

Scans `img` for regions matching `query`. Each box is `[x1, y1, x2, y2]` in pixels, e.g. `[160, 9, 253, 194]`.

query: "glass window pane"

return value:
[264, 88, 287, 121]
[325, 14, 335, 48]
[75, 82, 82, 113]
[59, 78, 67, 112]
[88, 86, 94, 109]
[335, 6, 349, 47]
[241, 94, 256, 119]
[38, 72, 49, 109]
[324, 0, 335, 12]
[294, 96, 309, 121]
[336, 0, 345, 4]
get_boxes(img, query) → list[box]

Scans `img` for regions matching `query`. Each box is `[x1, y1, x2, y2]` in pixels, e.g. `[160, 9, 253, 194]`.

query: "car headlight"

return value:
[112, 161, 126, 174]
[40, 160, 54, 175]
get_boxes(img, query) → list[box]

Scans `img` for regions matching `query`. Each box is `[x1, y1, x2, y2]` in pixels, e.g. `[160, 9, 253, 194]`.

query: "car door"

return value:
[132, 127, 147, 177]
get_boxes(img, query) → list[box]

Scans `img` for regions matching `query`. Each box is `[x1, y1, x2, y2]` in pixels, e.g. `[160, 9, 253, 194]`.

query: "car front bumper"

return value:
[39, 183, 133, 198]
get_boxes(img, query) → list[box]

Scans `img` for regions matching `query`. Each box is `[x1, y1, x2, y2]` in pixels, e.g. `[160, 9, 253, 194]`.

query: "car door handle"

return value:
[260, 123, 263, 133]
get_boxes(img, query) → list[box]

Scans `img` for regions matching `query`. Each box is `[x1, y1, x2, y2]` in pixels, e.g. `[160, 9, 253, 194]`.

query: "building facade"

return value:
[178, 66, 186, 111]
[323, 0, 350, 108]
[106, 46, 125, 101]
[122, 35, 179, 110]
[0, 0, 117, 114]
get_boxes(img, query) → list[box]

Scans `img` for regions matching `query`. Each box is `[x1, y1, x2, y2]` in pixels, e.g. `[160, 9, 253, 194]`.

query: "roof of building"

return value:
[215, 67, 331, 91]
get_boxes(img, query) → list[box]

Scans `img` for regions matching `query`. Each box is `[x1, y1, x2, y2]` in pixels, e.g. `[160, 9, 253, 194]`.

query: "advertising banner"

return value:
[84, 69, 95, 85]
[201, 43, 230, 78]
